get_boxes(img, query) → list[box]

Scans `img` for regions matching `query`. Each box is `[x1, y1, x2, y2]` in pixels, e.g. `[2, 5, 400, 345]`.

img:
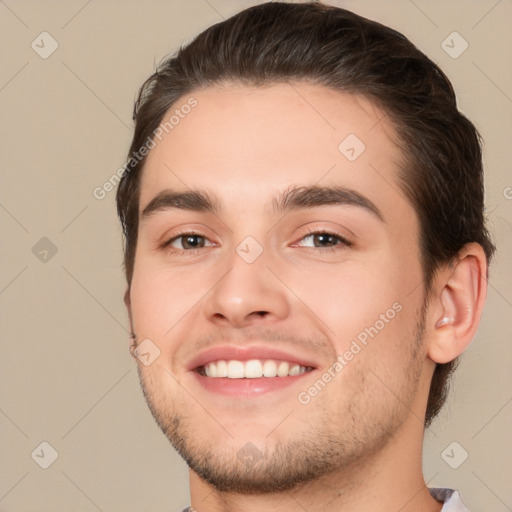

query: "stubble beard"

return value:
[137, 313, 426, 495]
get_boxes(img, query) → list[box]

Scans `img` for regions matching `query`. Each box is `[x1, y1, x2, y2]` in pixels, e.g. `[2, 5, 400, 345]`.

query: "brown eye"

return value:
[297, 230, 351, 250]
[162, 232, 214, 253]
[172, 234, 206, 250]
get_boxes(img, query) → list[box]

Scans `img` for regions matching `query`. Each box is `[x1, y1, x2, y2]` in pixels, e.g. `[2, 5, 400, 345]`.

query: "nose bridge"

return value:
[203, 232, 290, 326]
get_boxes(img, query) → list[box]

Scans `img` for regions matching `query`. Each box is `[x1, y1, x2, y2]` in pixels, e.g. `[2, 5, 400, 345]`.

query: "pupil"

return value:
[184, 235, 202, 249]
[315, 233, 334, 247]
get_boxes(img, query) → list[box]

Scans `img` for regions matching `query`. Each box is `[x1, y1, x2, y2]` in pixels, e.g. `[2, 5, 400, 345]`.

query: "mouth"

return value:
[187, 346, 319, 397]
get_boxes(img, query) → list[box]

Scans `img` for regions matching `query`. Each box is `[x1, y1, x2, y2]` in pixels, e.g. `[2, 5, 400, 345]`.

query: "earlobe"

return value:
[427, 243, 488, 364]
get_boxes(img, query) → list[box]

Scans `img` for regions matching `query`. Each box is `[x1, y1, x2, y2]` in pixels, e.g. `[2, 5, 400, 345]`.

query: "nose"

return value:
[202, 242, 291, 328]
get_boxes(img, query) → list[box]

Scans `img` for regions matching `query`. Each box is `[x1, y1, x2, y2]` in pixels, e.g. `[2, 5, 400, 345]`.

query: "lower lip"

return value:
[191, 371, 315, 397]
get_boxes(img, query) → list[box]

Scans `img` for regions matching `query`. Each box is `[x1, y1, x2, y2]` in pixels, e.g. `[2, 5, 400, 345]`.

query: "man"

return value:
[116, 2, 495, 510]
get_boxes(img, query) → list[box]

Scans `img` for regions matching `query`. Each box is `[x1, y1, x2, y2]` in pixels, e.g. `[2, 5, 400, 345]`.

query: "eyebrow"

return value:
[141, 185, 384, 222]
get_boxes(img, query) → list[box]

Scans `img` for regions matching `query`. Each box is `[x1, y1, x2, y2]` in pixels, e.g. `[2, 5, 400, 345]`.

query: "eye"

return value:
[159, 228, 351, 255]
[162, 232, 215, 253]
[295, 229, 352, 252]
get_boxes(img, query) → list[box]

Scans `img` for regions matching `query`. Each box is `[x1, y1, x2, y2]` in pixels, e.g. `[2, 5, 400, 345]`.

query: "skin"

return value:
[125, 82, 487, 511]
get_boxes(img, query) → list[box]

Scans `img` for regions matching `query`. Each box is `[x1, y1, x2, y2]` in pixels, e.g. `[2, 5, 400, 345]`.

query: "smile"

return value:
[198, 359, 314, 378]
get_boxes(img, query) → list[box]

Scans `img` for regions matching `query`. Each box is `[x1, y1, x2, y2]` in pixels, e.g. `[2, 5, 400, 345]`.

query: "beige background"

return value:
[0, 0, 510, 510]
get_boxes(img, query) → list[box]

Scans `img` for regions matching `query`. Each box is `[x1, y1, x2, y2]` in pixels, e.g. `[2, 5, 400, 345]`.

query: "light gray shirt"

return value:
[429, 488, 470, 511]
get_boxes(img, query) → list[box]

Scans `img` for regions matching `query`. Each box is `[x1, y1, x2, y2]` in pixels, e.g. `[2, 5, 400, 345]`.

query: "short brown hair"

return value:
[116, 1, 495, 426]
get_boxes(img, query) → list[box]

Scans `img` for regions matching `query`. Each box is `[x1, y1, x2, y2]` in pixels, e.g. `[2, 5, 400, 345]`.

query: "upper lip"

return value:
[186, 345, 319, 371]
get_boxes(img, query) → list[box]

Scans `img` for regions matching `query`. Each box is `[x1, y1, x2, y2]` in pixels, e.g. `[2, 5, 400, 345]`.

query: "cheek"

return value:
[130, 257, 222, 347]
[286, 252, 422, 354]
[130, 264, 187, 340]
[291, 261, 405, 327]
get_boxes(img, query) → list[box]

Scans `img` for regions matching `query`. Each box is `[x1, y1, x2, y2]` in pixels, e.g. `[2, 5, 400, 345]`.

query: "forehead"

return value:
[139, 82, 408, 220]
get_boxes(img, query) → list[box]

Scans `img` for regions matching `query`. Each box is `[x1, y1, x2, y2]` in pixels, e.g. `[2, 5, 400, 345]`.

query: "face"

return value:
[128, 83, 431, 493]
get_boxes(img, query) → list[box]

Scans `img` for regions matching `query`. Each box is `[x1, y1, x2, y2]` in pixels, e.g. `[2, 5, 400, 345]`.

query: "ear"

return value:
[427, 243, 488, 364]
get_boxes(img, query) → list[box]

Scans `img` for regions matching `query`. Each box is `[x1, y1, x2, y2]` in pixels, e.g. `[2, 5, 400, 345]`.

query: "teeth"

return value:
[216, 360, 228, 377]
[289, 364, 301, 376]
[202, 359, 310, 378]
[244, 359, 263, 378]
[227, 360, 245, 379]
[277, 361, 289, 377]
[262, 360, 277, 377]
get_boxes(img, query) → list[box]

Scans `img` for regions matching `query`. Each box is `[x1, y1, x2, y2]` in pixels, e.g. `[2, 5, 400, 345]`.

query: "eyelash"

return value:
[160, 228, 352, 255]
[297, 228, 352, 252]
